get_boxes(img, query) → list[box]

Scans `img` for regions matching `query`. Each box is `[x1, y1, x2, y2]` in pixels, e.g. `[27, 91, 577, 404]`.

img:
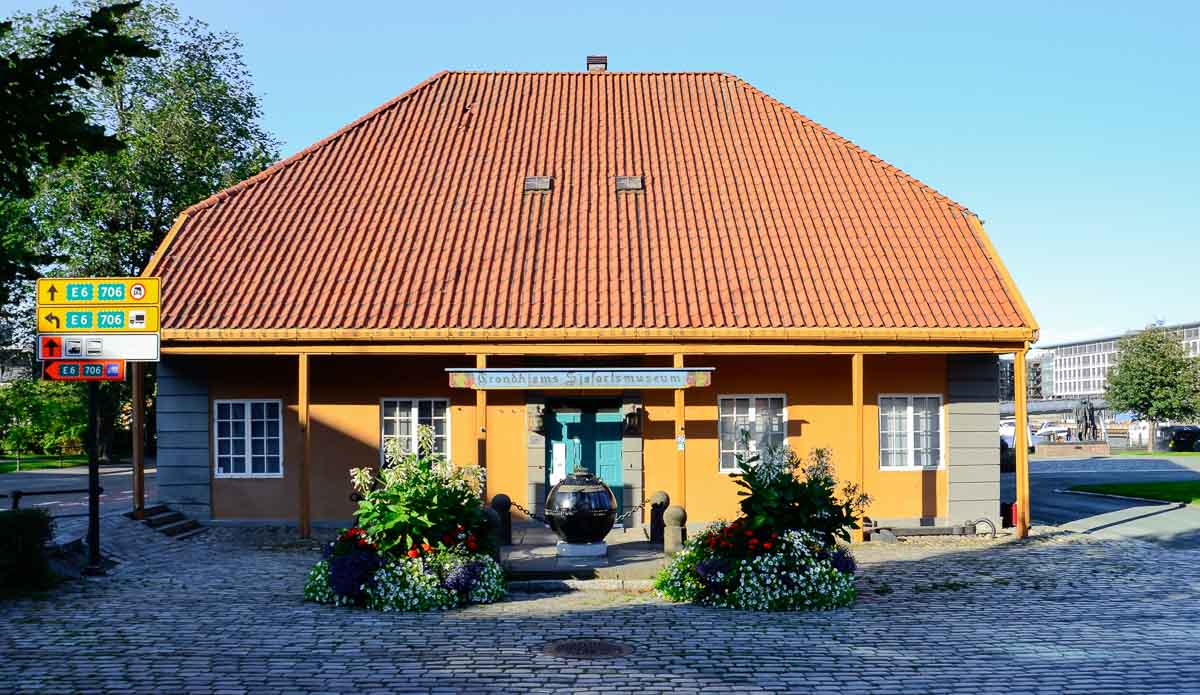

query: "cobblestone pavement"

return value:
[3, 520, 1200, 694]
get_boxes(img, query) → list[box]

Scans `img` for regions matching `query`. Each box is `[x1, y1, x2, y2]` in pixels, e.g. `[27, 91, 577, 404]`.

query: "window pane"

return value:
[231, 421, 245, 438]
[251, 402, 264, 419]
[433, 401, 447, 418]
[218, 403, 230, 419]
[251, 456, 265, 474]
[252, 439, 264, 455]
[252, 421, 264, 438]
[266, 456, 281, 474]
[267, 421, 279, 438]
[720, 452, 736, 471]
[734, 398, 749, 416]
[267, 439, 279, 455]
[383, 419, 396, 437]
[418, 400, 432, 420]
[218, 421, 230, 438]
[232, 439, 245, 455]
[218, 440, 230, 455]
[720, 399, 734, 416]
[433, 436, 447, 454]
[266, 402, 279, 419]
[231, 403, 244, 419]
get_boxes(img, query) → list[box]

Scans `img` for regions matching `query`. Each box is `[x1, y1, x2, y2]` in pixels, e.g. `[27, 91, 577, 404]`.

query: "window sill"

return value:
[878, 466, 944, 472]
[214, 473, 284, 480]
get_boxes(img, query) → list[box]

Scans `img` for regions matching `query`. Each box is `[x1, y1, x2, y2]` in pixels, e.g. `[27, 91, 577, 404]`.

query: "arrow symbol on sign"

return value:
[43, 363, 53, 380]
[43, 337, 60, 358]
[47, 285, 58, 301]
[44, 312, 61, 329]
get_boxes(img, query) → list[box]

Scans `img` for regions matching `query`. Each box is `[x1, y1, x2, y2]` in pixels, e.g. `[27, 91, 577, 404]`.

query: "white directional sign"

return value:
[39, 333, 160, 362]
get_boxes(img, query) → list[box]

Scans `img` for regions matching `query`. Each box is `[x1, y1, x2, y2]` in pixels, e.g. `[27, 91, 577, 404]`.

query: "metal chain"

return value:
[614, 498, 651, 525]
[510, 500, 550, 527]
[509, 497, 653, 528]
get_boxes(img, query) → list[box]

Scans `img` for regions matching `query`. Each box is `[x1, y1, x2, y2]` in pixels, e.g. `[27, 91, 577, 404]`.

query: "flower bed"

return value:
[655, 445, 866, 611]
[303, 427, 506, 611]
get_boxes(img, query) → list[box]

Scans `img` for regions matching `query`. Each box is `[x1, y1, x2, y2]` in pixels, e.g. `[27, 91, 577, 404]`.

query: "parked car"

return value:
[1158, 425, 1200, 452]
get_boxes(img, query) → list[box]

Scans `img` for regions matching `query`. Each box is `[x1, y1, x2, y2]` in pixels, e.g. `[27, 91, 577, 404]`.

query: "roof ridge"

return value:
[180, 70, 452, 216]
[723, 74, 975, 218]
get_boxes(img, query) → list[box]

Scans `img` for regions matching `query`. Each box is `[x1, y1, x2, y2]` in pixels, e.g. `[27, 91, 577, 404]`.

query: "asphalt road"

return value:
[0, 461, 156, 520]
[1004, 456, 1200, 549]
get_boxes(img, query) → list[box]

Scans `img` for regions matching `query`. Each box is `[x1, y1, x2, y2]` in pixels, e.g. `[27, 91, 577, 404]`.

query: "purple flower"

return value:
[443, 560, 484, 595]
[695, 557, 731, 589]
[328, 549, 382, 601]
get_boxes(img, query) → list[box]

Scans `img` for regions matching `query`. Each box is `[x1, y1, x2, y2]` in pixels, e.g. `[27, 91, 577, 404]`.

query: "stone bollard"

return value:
[663, 505, 687, 556]
[490, 494, 513, 546]
[648, 491, 669, 544]
[483, 506, 502, 562]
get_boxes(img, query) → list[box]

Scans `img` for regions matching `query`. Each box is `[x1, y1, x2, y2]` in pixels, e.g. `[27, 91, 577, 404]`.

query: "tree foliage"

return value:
[0, 1, 155, 317]
[1105, 327, 1200, 426]
[27, 0, 279, 278]
[0, 379, 87, 454]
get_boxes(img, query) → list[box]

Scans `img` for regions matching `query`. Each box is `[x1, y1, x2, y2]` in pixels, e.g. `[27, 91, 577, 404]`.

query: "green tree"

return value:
[1105, 327, 1200, 451]
[3, 1, 278, 460]
[0, 379, 87, 454]
[1, 1, 156, 334]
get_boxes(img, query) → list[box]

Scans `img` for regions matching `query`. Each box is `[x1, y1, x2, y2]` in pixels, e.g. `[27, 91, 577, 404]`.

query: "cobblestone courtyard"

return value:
[3, 520, 1200, 694]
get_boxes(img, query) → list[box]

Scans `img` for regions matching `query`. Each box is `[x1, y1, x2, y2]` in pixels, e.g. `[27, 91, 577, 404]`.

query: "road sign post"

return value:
[37, 276, 161, 572]
[82, 382, 104, 576]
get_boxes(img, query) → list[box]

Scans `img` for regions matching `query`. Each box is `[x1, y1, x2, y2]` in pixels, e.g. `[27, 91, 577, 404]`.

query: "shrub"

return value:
[305, 542, 506, 612]
[0, 509, 55, 594]
[350, 428, 491, 557]
[655, 443, 867, 611]
[734, 444, 869, 547]
[655, 525, 856, 611]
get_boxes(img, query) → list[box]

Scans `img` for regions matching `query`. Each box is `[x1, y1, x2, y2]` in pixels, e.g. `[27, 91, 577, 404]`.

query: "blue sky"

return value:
[8, 0, 1197, 345]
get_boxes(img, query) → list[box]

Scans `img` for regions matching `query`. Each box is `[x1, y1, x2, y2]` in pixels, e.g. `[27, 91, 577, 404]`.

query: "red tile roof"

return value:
[148, 71, 1036, 340]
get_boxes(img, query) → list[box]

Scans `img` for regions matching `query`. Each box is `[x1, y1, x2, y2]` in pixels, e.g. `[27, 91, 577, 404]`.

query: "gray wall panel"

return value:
[155, 356, 211, 520]
[947, 355, 1000, 526]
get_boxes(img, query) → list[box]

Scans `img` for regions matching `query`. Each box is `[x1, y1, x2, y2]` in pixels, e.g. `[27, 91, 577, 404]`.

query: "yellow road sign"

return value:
[37, 277, 160, 306]
[38, 305, 160, 333]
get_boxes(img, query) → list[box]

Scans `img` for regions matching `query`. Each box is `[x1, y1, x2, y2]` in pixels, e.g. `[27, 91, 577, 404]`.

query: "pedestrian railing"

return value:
[4, 487, 103, 511]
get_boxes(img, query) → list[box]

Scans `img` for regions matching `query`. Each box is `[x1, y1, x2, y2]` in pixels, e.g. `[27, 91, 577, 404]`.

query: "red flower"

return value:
[407, 549, 419, 558]
[745, 530, 754, 537]
[762, 542, 773, 550]
[466, 539, 478, 551]
[422, 543, 433, 553]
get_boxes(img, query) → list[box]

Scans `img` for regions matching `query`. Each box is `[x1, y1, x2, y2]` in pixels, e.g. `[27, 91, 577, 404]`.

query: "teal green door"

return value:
[546, 406, 624, 516]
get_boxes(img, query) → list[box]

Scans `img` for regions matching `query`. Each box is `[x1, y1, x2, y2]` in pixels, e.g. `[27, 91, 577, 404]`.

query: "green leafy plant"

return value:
[733, 442, 870, 547]
[1105, 326, 1200, 451]
[0, 508, 55, 595]
[349, 426, 491, 558]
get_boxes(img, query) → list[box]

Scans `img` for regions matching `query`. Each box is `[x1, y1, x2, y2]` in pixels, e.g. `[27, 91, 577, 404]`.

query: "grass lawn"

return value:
[1070, 481, 1200, 505]
[1114, 450, 1200, 457]
[0, 454, 88, 474]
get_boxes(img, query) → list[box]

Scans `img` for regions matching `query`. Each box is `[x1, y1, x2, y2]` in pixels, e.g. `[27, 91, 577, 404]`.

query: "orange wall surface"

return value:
[204, 353, 950, 525]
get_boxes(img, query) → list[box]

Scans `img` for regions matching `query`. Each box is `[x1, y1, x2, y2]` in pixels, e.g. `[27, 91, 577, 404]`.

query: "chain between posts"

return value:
[508, 498, 652, 527]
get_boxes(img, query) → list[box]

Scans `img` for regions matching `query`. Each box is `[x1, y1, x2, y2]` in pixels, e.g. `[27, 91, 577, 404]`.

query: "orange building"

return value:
[144, 60, 1037, 537]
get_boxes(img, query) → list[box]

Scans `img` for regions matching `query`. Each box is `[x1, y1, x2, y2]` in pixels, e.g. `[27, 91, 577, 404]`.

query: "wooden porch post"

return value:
[851, 353, 865, 541]
[1014, 347, 1030, 539]
[131, 362, 145, 520]
[298, 353, 311, 538]
[673, 353, 686, 508]
[476, 354, 487, 474]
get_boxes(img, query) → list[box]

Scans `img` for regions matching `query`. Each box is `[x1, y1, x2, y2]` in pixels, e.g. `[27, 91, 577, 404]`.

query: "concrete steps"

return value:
[127, 504, 205, 540]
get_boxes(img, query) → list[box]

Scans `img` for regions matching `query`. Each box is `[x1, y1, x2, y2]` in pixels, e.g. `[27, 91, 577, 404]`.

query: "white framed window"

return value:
[213, 400, 283, 478]
[879, 394, 943, 470]
[718, 394, 786, 473]
[380, 398, 450, 463]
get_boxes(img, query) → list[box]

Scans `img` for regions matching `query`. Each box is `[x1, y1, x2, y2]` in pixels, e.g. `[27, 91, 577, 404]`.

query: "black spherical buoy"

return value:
[544, 468, 617, 544]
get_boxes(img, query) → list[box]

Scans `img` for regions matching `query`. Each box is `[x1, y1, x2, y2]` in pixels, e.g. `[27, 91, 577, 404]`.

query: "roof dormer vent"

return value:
[587, 55, 607, 72]
[524, 176, 552, 192]
[615, 175, 643, 192]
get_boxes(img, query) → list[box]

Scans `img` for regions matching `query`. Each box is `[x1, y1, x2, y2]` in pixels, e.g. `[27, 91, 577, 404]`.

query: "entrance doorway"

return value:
[544, 400, 624, 516]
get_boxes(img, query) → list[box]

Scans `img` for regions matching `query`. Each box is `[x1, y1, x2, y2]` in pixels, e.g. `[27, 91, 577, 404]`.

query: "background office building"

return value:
[1040, 321, 1200, 399]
